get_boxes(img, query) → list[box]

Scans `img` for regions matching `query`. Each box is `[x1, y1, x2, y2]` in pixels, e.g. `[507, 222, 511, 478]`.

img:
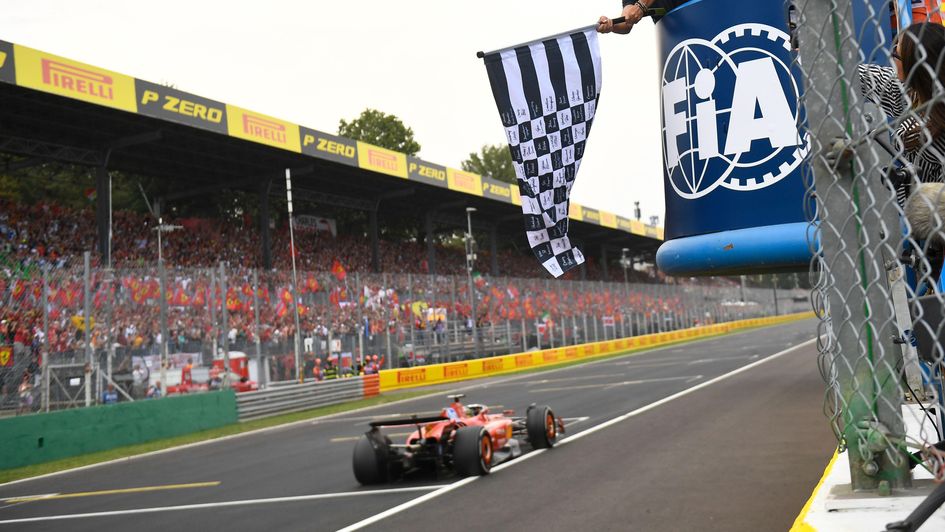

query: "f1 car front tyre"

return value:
[353, 433, 391, 485]
[453, 426, 493, 476]
[526, 405, 558, 449]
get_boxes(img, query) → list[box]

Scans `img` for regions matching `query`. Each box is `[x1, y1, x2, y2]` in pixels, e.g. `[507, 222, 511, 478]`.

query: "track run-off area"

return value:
[0, 319, 834, 531]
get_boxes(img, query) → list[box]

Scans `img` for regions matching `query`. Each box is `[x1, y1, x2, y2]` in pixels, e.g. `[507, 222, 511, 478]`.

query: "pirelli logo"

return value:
[41, 59, 114, 101]
[367, 148, 398, 172]
[565, 347, 579, 359]
[514, 354, 533, 368]
[447, 168, 483, 197]
[357, 141, 407, 178]
[481, 358, 503, 373]
[242, 114, 287, 144]
[225, 105, 300, 152]
[443, 364, 469, 379]
[397, 367, 426, 384]
[542, 350, 560, 363]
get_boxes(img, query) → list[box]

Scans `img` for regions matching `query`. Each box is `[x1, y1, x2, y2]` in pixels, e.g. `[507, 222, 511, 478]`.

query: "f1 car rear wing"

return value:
[368, 415, 448, 428]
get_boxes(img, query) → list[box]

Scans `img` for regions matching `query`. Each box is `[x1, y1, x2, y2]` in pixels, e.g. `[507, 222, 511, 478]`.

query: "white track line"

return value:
[337, 337, 816, 532]
[0, 486, 445, 525]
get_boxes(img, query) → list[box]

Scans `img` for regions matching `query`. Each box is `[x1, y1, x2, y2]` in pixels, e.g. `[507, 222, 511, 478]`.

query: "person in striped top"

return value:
[859, 22, 945, 204]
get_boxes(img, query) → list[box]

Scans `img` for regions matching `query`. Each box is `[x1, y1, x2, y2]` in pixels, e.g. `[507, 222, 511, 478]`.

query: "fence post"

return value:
[220, 263, 230, 388]
[384, 273, 392, 369]
[798, 0, 910, 491]
[252, 268, 266, 388]
[83, 251, 92, 407]
[41, 268, 49, 412]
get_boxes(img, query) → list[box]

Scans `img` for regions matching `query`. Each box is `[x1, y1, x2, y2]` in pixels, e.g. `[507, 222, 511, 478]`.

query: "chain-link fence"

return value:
[797, 0, 945, 519]
[0, 251, 799, 415]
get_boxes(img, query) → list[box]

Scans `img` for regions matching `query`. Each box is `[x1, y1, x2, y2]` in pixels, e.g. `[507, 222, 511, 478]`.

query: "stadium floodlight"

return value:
[465, 207, 479, 356]
[153, 218, 181, 395]
[286, 169, 302, 383]
[620, 248, 632, 285]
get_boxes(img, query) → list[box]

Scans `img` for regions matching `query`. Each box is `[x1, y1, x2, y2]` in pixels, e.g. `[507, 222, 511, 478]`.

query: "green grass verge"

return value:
[0, 315, 811, 485]
[0, 389, 434, 485]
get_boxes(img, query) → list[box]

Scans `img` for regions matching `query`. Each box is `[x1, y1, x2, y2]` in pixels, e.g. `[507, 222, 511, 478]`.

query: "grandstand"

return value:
[0, 39, 796, 413]
[0, 39, 663, 279]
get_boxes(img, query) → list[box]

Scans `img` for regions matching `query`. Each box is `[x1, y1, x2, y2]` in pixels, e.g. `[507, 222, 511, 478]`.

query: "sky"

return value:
[0, 0, 666, 224]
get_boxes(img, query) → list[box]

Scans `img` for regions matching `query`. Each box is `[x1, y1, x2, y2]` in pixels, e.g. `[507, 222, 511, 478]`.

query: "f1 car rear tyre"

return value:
[453, 426, 493, 476]
[526, 405, 557, 449]
[353, 433, 391, 485]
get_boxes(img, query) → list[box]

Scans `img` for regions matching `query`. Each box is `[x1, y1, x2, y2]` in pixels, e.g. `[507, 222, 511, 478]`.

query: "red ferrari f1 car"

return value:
[353, 394, 564, 484]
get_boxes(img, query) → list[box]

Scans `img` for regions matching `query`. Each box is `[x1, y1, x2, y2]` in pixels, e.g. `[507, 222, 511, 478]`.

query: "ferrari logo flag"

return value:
[480, 27, 602, 277]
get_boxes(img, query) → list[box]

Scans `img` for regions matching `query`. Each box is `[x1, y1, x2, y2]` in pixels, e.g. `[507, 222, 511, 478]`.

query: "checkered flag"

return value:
[481, 28, 601, 278]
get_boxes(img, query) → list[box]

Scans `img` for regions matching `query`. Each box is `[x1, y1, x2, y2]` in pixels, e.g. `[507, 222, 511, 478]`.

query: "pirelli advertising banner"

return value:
[14, 43, 137, 113]
[301, 128, 358, 167]
[0, 41, 15, 85]
[0, 38, 664, 241]
[136, 79, 228, 134]
[377, 312, 814, 392]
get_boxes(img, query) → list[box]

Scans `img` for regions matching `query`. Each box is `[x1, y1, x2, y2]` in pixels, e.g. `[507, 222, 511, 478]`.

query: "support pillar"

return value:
[259, 180, 272, 269]
[370, 208, 381, 273]
[489, 226, 499, 277]
[425, 212, 436, 275]
[600, 246, 609, 281]
[95, 165, 111, 264]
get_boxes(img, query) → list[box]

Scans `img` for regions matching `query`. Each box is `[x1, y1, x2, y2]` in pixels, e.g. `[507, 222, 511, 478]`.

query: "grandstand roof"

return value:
[0, 39, 662, 268]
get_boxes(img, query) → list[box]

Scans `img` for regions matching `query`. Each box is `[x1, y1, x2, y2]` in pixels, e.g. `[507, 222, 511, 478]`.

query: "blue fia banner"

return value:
[657, 0, 809, 240]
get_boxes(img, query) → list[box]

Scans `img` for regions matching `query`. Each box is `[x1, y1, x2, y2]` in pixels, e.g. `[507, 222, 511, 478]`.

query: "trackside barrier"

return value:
[0, 390, 237, 471]
[235, 374, 380, 422]
[378, 312, 814, 392]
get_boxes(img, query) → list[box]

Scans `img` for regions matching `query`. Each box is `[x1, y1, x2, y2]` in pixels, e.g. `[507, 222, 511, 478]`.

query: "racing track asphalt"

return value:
[0, 319, 834, 531]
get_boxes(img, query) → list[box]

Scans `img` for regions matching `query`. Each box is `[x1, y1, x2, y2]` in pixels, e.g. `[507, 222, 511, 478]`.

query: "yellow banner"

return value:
[510, 183, 522, 206]
[378, 312, 813, 393]
[357, 142, 408, 178]
[599, 211, 618, 229]
[226, 105, 300, 152]
[14, 44, 137, 112]
[569, 202, 584, 221]
[447, 168, 483, 197]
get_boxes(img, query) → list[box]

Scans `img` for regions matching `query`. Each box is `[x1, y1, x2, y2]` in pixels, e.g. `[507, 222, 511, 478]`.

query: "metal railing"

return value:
[235, 375, 375, 421]
[1, 255, 800, 414]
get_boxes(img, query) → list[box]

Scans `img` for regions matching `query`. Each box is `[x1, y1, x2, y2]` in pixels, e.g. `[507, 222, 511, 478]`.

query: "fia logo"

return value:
[661, 23, 809, 200]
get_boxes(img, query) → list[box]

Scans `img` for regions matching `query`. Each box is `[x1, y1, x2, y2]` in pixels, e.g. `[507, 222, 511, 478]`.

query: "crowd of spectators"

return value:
[0, 199, 755, 405]
[0, 198, 660, 282]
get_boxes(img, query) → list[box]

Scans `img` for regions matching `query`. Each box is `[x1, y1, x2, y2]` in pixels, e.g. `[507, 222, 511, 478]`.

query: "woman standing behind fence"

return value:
[858, 22, 945, 204]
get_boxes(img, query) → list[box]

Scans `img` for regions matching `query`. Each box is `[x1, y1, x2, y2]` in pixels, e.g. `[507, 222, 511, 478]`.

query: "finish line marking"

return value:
[0, 486, 445, 524]
[337, 337, 817, 532]
[1, 481, 220, 503]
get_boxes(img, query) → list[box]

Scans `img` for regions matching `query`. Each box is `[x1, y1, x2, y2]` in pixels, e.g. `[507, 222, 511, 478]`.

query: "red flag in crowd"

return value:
[280, 288, 293, 304]
[192, 287, 206, 308]
[331, 259, 346, 281]
[242, 283, 253, 297]
[225, 288, 242, 311]
[305, 274, 319, 293]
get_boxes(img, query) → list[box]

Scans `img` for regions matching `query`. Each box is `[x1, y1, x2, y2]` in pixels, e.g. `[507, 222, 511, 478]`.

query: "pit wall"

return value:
[379, 312, 814, 392]
[0, 390, 237, 470]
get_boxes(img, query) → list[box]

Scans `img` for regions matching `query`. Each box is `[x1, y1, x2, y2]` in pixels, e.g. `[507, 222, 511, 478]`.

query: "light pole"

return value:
[619, 248, 631, 285]
[285, 169, 303, 383]
[465, 207, 479, 357]
[154, 216, 181, 396]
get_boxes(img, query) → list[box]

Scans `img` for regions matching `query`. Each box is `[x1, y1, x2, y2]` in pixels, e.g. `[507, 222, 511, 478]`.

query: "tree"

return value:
[461, 144, 515, 184]
[338, 108, 421, 156]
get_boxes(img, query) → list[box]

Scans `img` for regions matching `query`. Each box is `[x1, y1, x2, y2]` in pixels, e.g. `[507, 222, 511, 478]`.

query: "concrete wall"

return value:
[0, 390, 237, 470]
